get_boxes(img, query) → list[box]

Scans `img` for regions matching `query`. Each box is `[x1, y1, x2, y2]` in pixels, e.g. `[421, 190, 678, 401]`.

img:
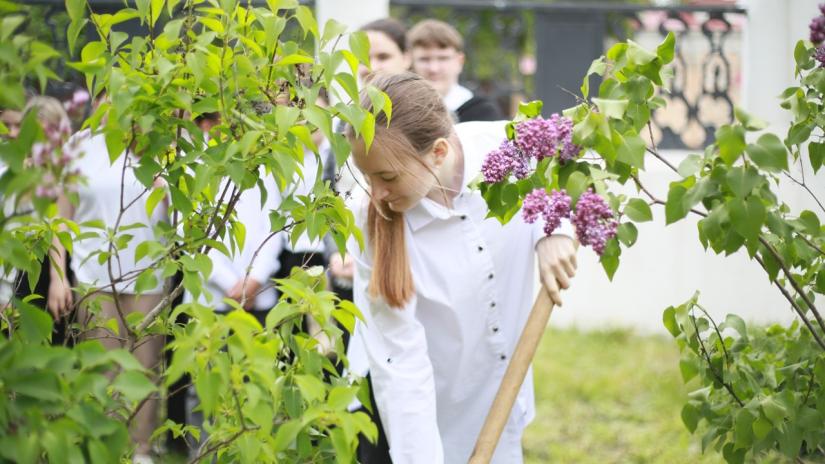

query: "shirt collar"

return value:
[443, 84, 473, 112]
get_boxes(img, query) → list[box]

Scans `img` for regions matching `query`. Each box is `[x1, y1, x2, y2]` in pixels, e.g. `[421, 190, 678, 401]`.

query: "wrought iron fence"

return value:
[391, 0, 746, 150]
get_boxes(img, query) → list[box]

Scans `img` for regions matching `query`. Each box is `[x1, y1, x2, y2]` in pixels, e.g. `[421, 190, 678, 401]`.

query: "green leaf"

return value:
[112, 370, 156, 403]
[728, 197, 765, 241]
[616, 222, 638, 247]
[327, 386, 357, 410]
[761, 396, 787, 424]
[289, 125, 318, 154]
[321, 18, 347, 44]
[134, 269, 158, 294]
[294, 5, 318, 38]
[722, 443, 746, 464]
[7, 371, 62, 401]
[565, 171, 588, 201]
[366, 86, 391, 122]
[733, 107, 767, 131]
[150, 0, 163, 27]
[348, 31, 370, 68]
[656, 32, 675, 64]
[665, 183, 689, 225]
[809, 141, 824, 174]
[681, 403, 700, 433]
[723, 314, 748, 340]
[294, 374, 325, 402]
[335, 72, 360, 103]
[623, 198, 652, 222]
[517, 100, 543, 119]
[272, 419, 303, 451]
[592, 98, 629, 119]
[614, 131, 646, 168]
[361, 111, 375, 152]
[277, 53, 314, 66]
[627, 40, 657, 65]
[746, 133, 788, 172]
[195, 370, 221, 416]
[794, 39, 813, 69]
[168, 185, 192, 215]
[18, 303, 53, 343]
[677, 154, 702, 177]
[716, 125, 746, 165]
[663, 306, 680, 337]
[679, 358, 698, 382]
[725, 166, 761, 198]
[106, 349, 144, 371]
[787, 121, 812, 146]
[797, 209, 820, 235]
[752, 416, 772, 440]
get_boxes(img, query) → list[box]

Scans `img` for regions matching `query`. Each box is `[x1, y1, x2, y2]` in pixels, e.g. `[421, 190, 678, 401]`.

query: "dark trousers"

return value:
[14, 254, 76, 346]
[357, 374, 392, 463]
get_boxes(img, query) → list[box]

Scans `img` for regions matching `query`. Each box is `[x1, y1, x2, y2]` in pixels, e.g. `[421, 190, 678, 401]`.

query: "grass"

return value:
[523, 327, 796, 464]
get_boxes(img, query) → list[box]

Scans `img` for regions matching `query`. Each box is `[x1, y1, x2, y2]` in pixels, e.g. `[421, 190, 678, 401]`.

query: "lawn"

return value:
[523, 327, 797, 464]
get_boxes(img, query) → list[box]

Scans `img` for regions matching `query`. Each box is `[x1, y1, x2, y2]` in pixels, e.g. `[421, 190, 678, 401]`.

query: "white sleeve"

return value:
[530, 217, 576, 250]
[353, 253, 444, 464]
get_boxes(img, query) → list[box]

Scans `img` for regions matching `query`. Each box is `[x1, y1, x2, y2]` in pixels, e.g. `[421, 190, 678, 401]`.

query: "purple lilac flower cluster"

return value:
[817, 44, 825, 68]
[522, 188, 572, 236]
[570, 189, 618, 255]
[31, 121, 83, 198]
[514, 114, 579, 162]
[522, 187, 617, 255]
[481, 140, 529, 183]
[811, 4, 825, 44]
[481, 114, 580, 184]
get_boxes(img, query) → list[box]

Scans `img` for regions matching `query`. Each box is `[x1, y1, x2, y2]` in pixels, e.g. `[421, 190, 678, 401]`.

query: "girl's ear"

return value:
[430, 137, 450, 166]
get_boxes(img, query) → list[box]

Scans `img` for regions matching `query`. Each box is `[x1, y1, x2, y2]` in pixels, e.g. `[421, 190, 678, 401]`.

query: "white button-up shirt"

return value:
[350, 121, 565, 463]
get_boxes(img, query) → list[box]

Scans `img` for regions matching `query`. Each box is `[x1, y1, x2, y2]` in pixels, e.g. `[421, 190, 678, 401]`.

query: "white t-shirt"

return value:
[349, 121, 562, 464]
[69, 131, 167, 294]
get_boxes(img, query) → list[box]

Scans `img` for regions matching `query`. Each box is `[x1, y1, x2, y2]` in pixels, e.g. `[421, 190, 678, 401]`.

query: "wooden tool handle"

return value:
[468, 289, 555, 463]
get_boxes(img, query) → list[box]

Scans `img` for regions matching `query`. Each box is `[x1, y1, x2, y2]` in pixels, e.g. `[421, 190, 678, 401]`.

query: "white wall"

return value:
[315, 0, 389, 43]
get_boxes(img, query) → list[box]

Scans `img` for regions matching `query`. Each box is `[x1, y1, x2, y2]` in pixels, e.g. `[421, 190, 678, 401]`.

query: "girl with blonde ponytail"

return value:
[346, 72, 578, 464]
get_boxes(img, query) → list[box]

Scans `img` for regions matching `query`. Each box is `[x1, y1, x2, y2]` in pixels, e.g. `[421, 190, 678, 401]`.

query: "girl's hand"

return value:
[328, 252, 354, 280]
[227, 277, 262, 310]
[47, 277, 73, 319]
[535, 235, 578, 307]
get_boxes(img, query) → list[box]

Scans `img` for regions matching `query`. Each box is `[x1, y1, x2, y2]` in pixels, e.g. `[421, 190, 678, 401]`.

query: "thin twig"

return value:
[759, 238, 825, 334]
[689, 311, 744, 407]
[783, 172, 825, 215]
[238, 220, 300, 309]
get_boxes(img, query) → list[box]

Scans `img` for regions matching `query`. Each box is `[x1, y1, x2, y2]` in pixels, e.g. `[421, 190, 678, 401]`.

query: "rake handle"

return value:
[468, 288, 555, 463]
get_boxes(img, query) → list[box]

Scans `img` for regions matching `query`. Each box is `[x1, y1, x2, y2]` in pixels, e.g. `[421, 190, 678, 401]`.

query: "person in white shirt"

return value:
[55, 126, 168, 462]
[345, 72, 577, 463]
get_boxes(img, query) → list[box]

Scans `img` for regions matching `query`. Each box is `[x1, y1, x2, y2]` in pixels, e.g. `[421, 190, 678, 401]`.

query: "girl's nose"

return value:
[372, 181, 390, 200]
